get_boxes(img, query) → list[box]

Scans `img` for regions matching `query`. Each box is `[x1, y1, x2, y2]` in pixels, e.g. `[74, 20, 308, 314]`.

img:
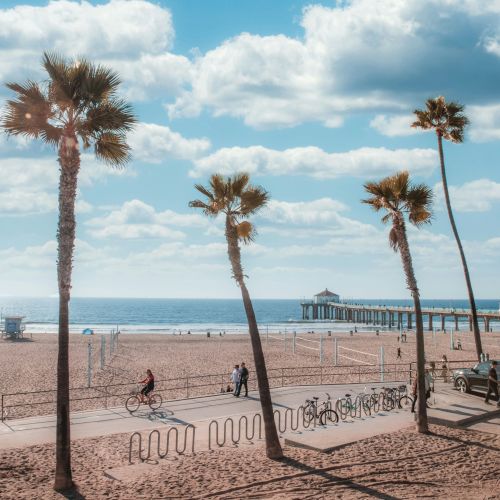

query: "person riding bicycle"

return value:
[139, 369, 155, 404]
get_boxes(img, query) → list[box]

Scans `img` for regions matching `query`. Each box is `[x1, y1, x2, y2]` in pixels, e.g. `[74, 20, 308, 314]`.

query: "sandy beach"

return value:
[0, 423, 498, 499]
[1, 329, 498, 419]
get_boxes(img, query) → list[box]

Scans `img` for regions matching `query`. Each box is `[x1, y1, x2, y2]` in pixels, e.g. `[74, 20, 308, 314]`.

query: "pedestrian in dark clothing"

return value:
[484, 360, 499, 406]
[236, 362, 249, 397]
[397, 347, 401, 359]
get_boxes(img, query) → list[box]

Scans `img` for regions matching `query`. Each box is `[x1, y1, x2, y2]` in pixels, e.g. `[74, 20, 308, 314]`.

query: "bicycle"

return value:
[336, 392, 372, 418]
[303, 393, 339, 425]
[125, 386, 163, 413]
[396, 385, 414, 409]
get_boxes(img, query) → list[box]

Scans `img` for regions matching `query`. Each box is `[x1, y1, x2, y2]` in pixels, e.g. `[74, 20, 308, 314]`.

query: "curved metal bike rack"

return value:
[208, 413, 263, 450]
[128, 424, 196, 464]
[273, 405, 313, 433]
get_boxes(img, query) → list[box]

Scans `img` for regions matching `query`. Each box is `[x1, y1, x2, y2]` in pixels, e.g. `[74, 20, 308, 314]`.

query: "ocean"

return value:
[0, 297, 499, 335]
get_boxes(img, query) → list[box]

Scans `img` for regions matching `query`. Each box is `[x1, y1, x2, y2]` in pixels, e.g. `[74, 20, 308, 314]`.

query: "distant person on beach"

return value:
[139, 369, 154, 404]
[484, 360, 499, 406]
[231, 364, 240, 396]
[397, 347, 401, 359]
[236, 362, 249, 397]
[457, 339, 462, 350]
[441, 355, 449, 383]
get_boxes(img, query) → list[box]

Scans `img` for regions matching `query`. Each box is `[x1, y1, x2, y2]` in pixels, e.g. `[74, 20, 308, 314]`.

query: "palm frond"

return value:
[2, 81, 56, 140]
[94, 132, 130, 166]
[230, 173, 250, 198]
[82, 64, 121, 104]
[408, 208, 432, 227]
[82, 99, 136, 135]
[210, 174, 227, 201]
[239, 186, 269, 215]
[189, 199, 218, 217]
[388, 227, 399, 252]
[193, 183, 215, 202]
[236, 220, 256, 244]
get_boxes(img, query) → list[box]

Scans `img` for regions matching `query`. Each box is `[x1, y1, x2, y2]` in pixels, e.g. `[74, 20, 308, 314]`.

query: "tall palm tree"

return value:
[412, 97, 482, 360]
[189, 173, 283, 459]
[2, 53, 136, 491]
[363, 171, 432, 433]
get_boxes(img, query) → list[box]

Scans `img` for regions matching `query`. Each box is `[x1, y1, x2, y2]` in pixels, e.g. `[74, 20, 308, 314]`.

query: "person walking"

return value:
[236, 362, 249, 397]
[484, 360, 499, 406]
[397, 347, 402, 359]
[231, 364, 240, 397]
[411, 369, 431, 413]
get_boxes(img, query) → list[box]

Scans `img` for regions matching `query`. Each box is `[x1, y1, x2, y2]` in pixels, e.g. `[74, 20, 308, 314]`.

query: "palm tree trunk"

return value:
[54, 131, 80, 491]
[437, 133, 482, 360]
[394, 214, 428, 433]
[225, 217, 283, 459]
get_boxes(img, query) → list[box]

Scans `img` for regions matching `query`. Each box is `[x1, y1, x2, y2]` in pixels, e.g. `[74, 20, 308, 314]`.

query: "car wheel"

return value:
[455, 377, 469, 393]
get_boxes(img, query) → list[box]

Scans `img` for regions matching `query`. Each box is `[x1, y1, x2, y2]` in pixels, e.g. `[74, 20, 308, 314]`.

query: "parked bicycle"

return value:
[303, 393, 339, 425]
[336, 391, 372, 418]
[381, 385, 413, 410]
[125, 386, 163, 413]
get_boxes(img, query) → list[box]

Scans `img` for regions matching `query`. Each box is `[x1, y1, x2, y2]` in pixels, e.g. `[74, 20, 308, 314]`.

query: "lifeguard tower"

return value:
[1, 316, 26, 339]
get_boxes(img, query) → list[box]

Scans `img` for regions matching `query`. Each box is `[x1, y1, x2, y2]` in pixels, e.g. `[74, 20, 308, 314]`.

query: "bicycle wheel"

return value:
[382, 394, 394, 411]
[320, 409, 339, 425]
[361, 395, 372, 415]
[399, 395, 413, 409]
[303, 403, 315, 423]
[149, 393, 162, 411]
[337, 399, 349, 419]
[125, 395, 141, 413]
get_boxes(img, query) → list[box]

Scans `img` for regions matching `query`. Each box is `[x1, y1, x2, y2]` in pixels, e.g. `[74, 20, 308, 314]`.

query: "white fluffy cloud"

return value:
[86, 199, 209, 239]
[191, 145, 437, 179]
[434, 179, 500, 212]
[0, 1, 190, 101]
[167, 0, 500, 128]
[370, 114, 422, 137]
[468, 104, 500, 142]
[129, 123, 211, 163]
[0, 155, 126, 215]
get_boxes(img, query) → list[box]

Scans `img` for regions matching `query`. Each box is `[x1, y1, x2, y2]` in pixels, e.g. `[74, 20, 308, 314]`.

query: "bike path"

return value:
[0, 382, 391, 450]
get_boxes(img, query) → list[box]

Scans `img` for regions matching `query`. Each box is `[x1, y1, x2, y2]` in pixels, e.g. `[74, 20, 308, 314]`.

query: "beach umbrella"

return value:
[82, 328, 94, 335]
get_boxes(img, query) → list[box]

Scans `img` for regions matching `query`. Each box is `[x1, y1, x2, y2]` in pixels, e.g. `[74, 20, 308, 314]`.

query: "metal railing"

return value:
[128, 424, 196, 464]
[409, 359, 477, 385]
[1, 362, 413, 421]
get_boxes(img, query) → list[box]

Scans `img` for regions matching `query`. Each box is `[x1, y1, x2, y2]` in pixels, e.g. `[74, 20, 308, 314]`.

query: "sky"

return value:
[1, 0, 500, 300]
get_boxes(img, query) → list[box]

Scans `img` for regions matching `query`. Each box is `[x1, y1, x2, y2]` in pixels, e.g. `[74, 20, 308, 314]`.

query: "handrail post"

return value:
[186, 377, 189, 398]
[1, 394, 3, 421]
[320, 366, 323, 385]
[281, 368, 284, 388]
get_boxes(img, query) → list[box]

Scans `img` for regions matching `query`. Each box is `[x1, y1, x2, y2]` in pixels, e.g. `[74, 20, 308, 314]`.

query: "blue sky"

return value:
[1, 0, 500, 299]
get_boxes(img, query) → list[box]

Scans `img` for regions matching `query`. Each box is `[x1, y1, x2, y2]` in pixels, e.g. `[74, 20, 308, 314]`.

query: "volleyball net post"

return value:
[380, 345, 384, 383]
[333, 337, 338, 366]
[293, 331, 296, 354]
[319, 334, 324, 364]
[87, 341, 93, 388]
[100, 335, 105, 369]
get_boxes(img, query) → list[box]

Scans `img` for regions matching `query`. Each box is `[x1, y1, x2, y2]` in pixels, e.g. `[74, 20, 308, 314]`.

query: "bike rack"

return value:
[208, 413, 263, 450]
[128, 424, 196, 464]
[273, 405, 314, 433]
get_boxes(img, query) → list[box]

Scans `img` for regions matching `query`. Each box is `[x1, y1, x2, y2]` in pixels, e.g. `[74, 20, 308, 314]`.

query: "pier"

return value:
[300, 301, 500, 332]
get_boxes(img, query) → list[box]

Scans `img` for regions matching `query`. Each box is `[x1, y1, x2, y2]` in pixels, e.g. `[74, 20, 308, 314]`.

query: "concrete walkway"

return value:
[1, 381, 498, 453]
[0, 382, 393, 450]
